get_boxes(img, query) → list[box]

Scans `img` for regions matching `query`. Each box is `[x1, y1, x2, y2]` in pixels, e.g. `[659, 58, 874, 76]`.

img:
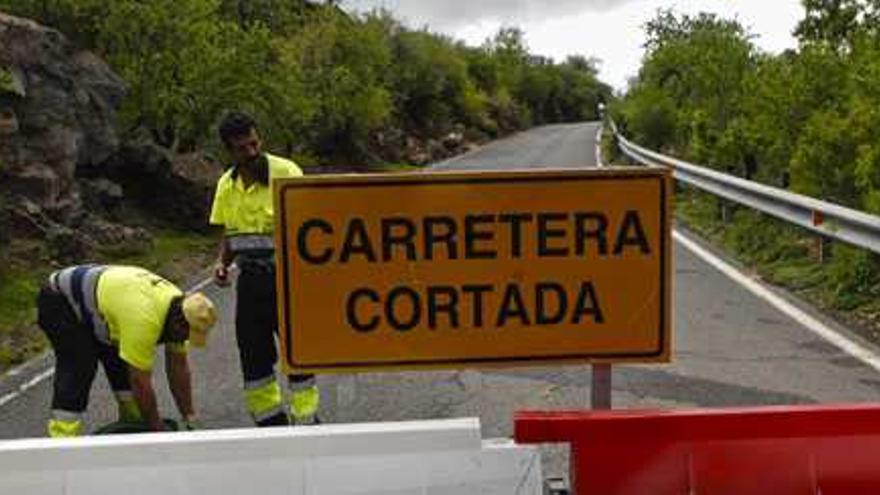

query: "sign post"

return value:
[591, 363, 612, 409]
[274, 168, 671, 375]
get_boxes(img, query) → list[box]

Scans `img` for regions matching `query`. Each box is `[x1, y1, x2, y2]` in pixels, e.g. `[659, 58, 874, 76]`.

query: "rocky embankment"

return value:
[0, 12, 218, 264]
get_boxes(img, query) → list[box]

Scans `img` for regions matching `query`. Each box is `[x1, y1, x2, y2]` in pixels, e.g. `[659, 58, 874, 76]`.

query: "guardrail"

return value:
[612, 124, 880, 255]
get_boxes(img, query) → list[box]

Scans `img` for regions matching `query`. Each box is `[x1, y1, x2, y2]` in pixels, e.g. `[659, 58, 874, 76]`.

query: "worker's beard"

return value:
[239, 154, 262, 171]
[240, 154, 269, 184]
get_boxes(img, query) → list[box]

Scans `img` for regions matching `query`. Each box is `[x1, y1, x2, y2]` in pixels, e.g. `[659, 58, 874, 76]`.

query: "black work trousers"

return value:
[235, 260, 314, 424]
[36, 286, 131, 413]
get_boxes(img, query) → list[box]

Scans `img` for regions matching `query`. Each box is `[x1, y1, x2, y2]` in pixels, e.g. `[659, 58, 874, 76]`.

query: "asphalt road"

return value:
[2, 121, 879, 480]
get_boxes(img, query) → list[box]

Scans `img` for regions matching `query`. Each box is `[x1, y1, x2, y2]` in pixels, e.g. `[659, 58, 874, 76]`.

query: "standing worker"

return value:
[209, 111, 320, 426]
[36, 264, 217, 436]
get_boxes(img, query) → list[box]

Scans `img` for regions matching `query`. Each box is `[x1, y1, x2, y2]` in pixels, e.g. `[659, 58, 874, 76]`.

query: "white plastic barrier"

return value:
[0, 418, 541, 494]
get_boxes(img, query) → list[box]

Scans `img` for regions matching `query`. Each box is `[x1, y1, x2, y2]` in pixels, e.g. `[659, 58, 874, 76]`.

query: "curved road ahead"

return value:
[2, 122, 879, 479]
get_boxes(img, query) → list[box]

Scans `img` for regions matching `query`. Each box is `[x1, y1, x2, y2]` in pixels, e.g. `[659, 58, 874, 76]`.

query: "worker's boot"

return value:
[289, 375, 320, 426]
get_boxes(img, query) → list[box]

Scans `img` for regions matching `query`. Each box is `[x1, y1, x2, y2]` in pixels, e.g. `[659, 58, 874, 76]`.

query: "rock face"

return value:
[0, 13, 125, 215]
[96, 130, 219, 231]
[0, 12, 218, 261]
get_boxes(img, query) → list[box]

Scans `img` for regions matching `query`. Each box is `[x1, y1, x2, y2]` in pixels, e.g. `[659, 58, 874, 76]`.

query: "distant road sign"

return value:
[275, 168, 671, 373]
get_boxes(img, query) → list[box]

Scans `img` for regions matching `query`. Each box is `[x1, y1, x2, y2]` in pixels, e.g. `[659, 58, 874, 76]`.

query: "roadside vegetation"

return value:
[0, 0, 611, 166]
[611, 1, 880, 342]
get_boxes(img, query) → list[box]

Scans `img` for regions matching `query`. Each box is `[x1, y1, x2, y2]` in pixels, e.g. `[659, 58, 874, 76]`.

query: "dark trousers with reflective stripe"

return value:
[36, 286, 131, 413]
[235, 262, 315, 426]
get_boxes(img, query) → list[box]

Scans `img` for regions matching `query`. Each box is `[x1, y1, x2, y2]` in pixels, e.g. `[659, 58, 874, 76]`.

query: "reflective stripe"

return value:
[51, 409, 83, 421]
[48, 271, 61, 292]
[227, 235, 274, 253]
[114, 391, 134, 402]
[253, 405, 286, 423]
[244, 379, 283, 420]
[289, 385, 319, 421]
[51, 265, 110, 344]
[289, 375, 317, 391]
[48, 418, 83, 438]
[82, 268, 110, 344]
[244, 376, 275, 391]
[54, 268, 82, 321]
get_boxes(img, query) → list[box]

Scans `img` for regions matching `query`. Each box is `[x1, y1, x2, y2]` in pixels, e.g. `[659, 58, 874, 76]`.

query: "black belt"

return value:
[237, 255, 275, 274]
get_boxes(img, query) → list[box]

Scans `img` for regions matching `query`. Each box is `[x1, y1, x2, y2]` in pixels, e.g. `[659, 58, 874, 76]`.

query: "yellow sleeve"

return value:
[283, 161, 304, 178]
[209, 175, 229, 226]
[273, 156, 304, 179]
[119, 325, 159, 371]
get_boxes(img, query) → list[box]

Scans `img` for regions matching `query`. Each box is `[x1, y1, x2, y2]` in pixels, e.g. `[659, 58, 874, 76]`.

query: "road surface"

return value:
[2, 121, 879, 479]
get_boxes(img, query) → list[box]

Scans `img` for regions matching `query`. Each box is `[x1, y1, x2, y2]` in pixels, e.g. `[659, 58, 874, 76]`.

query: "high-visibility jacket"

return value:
[209, 153, 303, 237]
[50, 265, 185, 371]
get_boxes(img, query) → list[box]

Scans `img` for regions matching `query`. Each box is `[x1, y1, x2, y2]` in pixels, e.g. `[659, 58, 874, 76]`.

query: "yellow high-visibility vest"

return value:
[209, 153, 303, 235]
[96, 266, 183, 371]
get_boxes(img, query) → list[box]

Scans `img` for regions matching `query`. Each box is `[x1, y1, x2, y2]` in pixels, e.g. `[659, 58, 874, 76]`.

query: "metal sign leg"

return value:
[591, 364, 612, 410]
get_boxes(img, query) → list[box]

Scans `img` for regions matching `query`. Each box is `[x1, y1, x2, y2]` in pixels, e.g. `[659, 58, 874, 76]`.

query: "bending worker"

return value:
[209, 111, 320, 426]
[36, 264, 217, 436]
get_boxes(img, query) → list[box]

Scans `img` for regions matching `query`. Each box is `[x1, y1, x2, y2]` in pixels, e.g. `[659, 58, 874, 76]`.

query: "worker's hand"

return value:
[213, 262, 231, 287]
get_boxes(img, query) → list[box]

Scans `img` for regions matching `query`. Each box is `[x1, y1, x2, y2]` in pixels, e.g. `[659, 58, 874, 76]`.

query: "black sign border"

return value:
[278, 172, 669, 370]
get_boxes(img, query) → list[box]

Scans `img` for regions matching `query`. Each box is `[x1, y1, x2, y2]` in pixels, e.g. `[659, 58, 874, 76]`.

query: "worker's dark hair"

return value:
[163, 295, 188, 343]
[218, 111, 258, 145]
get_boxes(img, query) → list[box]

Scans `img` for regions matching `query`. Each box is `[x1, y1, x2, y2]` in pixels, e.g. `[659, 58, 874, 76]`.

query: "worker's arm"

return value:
[128, 366, 164, 431]
[213, 237, 233, 286]
[165, 347, 196, 424]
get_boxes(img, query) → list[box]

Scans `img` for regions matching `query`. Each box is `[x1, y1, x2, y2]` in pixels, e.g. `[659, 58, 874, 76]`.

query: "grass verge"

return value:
[676, 186, 880, 345]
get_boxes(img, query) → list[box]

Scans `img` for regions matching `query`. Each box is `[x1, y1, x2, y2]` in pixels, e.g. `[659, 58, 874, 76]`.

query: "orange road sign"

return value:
[275, 168, 671, 373]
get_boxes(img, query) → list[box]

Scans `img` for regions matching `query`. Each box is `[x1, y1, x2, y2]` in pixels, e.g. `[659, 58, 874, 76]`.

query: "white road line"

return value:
[595, 125, 604, 167]
[0, 368, 55, 408]
[0, 351, 48, 378]
[674, 230, 880, 373]
[187, 276, 214, 293]
[0, 275, 216, 409]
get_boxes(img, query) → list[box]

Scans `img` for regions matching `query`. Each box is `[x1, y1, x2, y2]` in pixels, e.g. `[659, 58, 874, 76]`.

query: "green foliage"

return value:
[391, 29, 477, 136]
[629, 10, 755, 164]
[723, 209, 806, 265]
[0, 268, 38, 332]
[0, 66, 14, 93]
[795, 0, 880, 52]
[827, 244, 880, 309]
[618, 5, 880, 316]
[619, 85, 678, 150]
[790, 109, 860, 205]
[0, 0, 611, 164]
[285, 11, 393, 163]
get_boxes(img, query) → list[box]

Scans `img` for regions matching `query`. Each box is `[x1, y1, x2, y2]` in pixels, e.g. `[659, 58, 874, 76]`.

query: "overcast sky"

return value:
[341, 0, 805, 91]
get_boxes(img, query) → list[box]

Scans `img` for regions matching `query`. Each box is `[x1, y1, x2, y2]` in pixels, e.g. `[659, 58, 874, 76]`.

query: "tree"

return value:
[796, 0, 863, 51]
[622, 11, 756, 165]
[287, 11, 393, 165]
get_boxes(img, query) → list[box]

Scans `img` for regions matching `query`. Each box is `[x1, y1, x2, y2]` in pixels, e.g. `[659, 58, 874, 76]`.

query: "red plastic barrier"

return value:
[515, 403, 880, 495]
